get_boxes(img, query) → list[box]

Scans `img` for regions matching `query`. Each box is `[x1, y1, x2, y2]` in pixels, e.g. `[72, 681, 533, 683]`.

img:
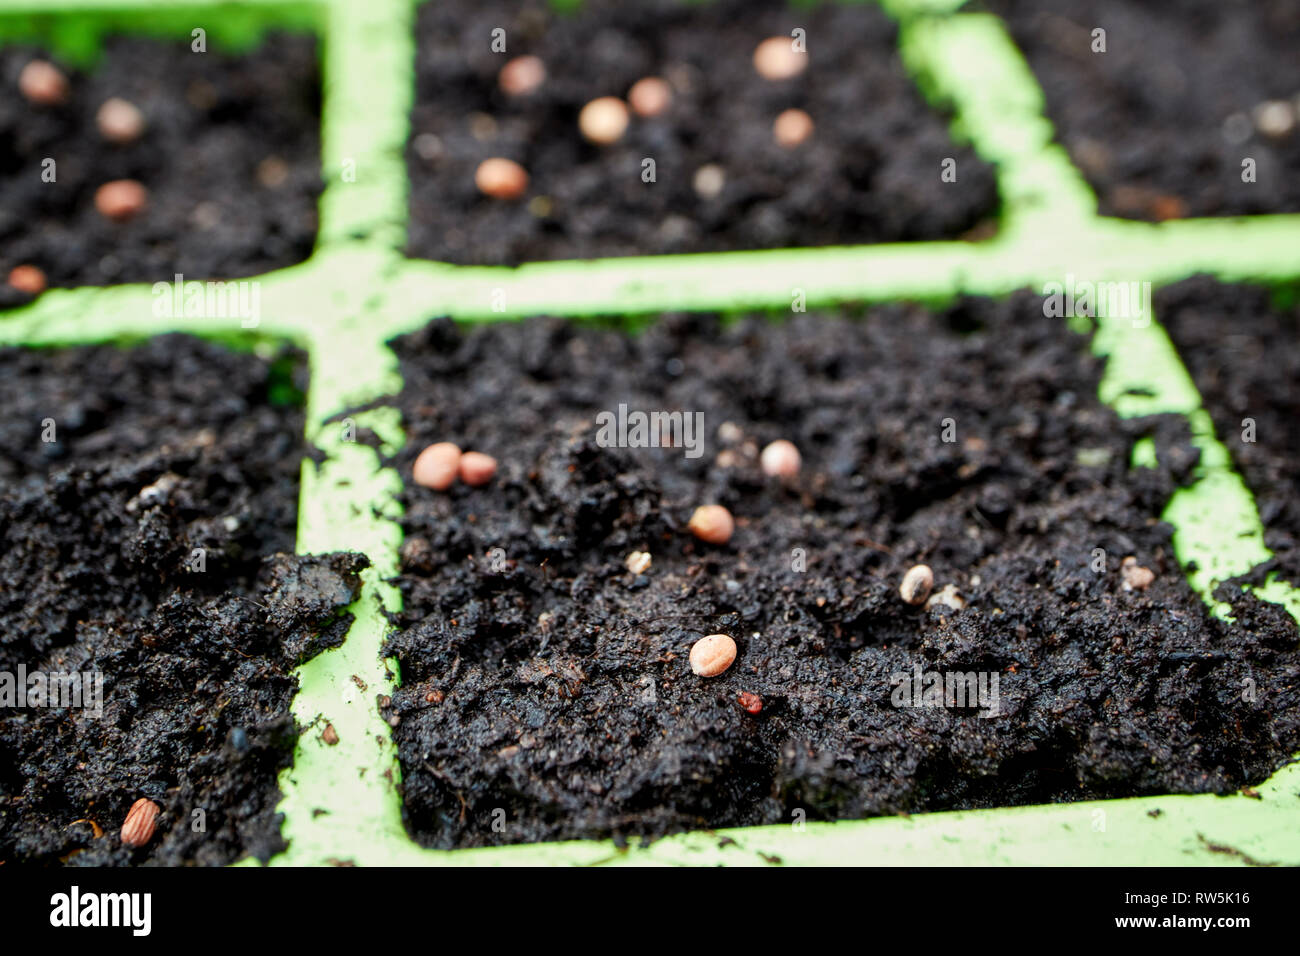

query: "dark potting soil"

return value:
[0, 32, 322, 308]
[0, 335, 366, 866]
[981, 0, 1300, 220]
[380, 299, 1300, 849]
[405, 0, 999, 265]
[1159, 276, 1300, 589]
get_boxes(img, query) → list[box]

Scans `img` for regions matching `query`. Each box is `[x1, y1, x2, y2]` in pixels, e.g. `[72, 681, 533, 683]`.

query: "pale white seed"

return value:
[760, 439, 801, 477]
[900, 564, 935, 605]
[753, 37, 806, 81]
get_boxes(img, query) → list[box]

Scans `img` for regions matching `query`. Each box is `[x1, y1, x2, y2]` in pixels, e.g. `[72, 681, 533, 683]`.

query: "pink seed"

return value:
[459, 451, 497, 487]
[773, 108, 814, 148]
[628, 76, 672, 118]
[498, 55, 546, 97]
[19, 59, 68, 106]
[475, 158, 529, 200]
[94, 180, 148, 222]
[413, 442, 462, 490]
[687, 505, 734, 545]
[96, 97, 146, 145]
[753, 37, 806, 81]
[7, 264, 46, 295]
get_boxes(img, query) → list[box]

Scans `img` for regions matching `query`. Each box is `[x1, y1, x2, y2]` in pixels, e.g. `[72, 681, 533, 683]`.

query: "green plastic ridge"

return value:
[0, 0, 1297, 866]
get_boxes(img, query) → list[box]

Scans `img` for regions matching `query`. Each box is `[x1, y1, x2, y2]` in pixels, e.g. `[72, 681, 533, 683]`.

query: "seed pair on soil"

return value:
[686, 440, 800, 546]
[413, 442, 497, 490]
[899, 564, 967, 611]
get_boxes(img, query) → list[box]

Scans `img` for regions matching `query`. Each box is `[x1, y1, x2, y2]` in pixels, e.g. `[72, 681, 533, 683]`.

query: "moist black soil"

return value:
[981, 0, 1300, 220]
[0, 32, 322, 307]
[380, 298, 1300, 849]
[0, 335, 366, 866]
[1159, 276, 1300, 589]
[406, 0, 998, 265]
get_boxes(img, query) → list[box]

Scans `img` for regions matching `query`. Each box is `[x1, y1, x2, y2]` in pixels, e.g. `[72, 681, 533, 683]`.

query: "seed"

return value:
[1253, 99, 1295, 138]
[687, 504, 734, 545]
[773, 108, 814, 148]
[498, 54, 546, 97]
[94, 179, 148, 222]
[413, 442, 462, 490]
[474, 157, 529, 200]
[738, 691, 763, 714]
[7, 264, 46, 295]
[578, 96, 629, 145]
[120, 798, 160, 848]
[899, 564, 934, 605]
[689, 634, 737, 677]
[96, 97, 145, 144]
[926, 583, 966, 611]
[256, 155, 290, 188]
[321, 723, 339, 746]
[693, 163, 726, 199]
[1121, 556, 1155, 591]
[625, 550, 652, 574]
[469, 111, 498, 141]
[18, 59, 68, 106]
[459, 451, 497, 486]
[760, 439, 801, 477]
[628, 76, 672, 117]
[753, 37, 807, 81]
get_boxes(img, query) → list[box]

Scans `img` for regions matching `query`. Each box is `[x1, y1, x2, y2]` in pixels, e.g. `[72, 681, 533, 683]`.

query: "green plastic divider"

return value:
[1, 0, 1297, 865]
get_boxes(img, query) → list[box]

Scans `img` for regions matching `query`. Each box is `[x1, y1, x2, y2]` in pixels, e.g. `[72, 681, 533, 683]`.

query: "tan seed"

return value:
[96, 97, 145, 144]
[321, 723, 340, 746]
[1253, 100, 1295, 138]
[578, 96, 629, 145]
[7, 264, 46, 295]
[499, 54, 547, 97]
[753, 36, 807, 81]
[475, 157, 529, 200]
[760, 439, 801, 477]
[900, 564, 934, 605]
[773, 108, 814, 148]
[256, 155, 290, 188]
[688, 504, 734, 545]
[94, 179, 148, 222]
[413, 442, 462, 490]
[926, 583, 966, 611]
[693, 163, 726, 199]
[1121, 556, 1155, 591]
[459, 451, 497, 486]
[628, 76, 672, 117]
[120, 797, 160, 848]
[625, 550, 652, 575]
[689, 633, 737, 677]
[18, 59, 68, 106]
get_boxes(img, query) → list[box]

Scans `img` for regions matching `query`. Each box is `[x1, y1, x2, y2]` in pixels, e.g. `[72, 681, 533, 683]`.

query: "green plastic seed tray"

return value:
[2, 0, 1298, 867]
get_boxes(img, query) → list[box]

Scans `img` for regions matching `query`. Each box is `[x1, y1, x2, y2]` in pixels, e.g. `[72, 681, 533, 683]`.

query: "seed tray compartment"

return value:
[0, 0, 1297, 866]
